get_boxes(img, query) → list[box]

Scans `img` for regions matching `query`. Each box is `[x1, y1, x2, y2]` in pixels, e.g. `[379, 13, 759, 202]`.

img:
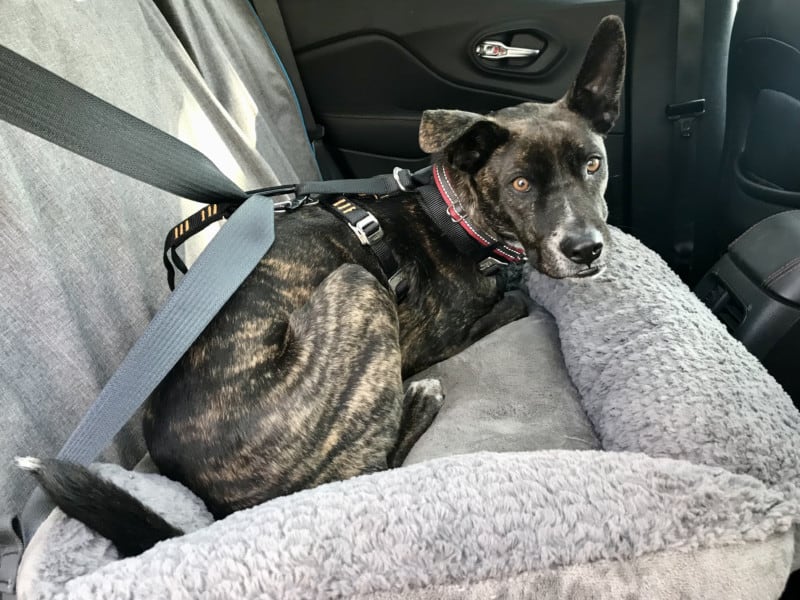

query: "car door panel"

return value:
[279, 0, 627, 224]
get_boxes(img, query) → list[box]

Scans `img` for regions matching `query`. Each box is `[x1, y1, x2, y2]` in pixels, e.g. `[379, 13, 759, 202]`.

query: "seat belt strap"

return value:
[0, 44, 277, 598]
[18, 193, 275, 543]
[666, 0, 707, 280]
[321, 197, 409, 300]
[0, 46, 247, 204]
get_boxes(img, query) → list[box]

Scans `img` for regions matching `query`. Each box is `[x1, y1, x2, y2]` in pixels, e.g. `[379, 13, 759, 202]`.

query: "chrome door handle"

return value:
[475, 40, 541, 60]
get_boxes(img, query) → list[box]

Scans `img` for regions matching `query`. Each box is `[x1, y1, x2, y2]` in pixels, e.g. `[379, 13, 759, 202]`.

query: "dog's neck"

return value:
[432, 162, 524, 252]
[434, 164, 500, 239]
[421, 162, 526, 269]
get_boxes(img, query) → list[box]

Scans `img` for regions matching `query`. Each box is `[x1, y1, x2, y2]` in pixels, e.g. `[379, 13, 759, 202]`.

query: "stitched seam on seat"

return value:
[762, 255, 800, 287]
[762, 256, 800, 287]
[768, 258, 800, 288]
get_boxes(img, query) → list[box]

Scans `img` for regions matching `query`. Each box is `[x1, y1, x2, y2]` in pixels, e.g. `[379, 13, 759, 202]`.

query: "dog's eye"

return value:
[512, 177, 531, 192]
[586, 157, 602, 174]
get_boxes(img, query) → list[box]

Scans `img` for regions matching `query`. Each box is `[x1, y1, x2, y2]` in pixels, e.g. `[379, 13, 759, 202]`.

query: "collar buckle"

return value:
[349, 214, 384, 246]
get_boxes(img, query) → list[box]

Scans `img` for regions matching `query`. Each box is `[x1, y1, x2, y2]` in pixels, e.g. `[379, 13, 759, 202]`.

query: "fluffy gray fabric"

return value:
[7, 1, 800, 596]
[366, 539, 793, 600]
[18, 227, 800, 598]
[527, 228, 800, 491]
[18, 452, 800, 599]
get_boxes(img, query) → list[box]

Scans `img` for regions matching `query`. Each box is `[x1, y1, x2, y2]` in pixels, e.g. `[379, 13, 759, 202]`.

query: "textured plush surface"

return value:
[18, 228, 800, 598]
[405, 305, 599, 465]
[527, 228, 800, 491]
[366, 538, 794, 600]
[18, 452, 799, 599]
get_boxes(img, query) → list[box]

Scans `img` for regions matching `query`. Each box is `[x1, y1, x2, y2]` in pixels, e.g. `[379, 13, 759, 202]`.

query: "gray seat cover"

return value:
[0, 0, 319, 515]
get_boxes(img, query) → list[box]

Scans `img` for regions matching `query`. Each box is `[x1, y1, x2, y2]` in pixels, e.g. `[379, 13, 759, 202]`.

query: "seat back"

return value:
[713, 0, 800, 254]
[0, 0, 318, 516]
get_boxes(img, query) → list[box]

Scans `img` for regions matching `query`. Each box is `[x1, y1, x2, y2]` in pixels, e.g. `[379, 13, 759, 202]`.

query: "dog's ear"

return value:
[419, 109, 509, 173]
[563, 15, 626, 134]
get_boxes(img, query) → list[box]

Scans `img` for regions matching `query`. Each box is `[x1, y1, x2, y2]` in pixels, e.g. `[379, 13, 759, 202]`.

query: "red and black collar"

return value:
[418, 163, 526, 273]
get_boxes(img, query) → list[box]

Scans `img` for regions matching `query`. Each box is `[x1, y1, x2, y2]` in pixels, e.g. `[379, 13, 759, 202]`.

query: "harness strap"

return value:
[296, 167, 428, 197]
[164, 203, 235, 290]
[321, 197, 409, 301]
[163, 161, 525, 306]
[163, 169, 433, 291]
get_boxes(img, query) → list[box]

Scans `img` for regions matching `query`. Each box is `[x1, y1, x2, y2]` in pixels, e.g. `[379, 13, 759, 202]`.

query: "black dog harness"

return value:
[321, 195, 409, 299]
[164, 166, 527, 299]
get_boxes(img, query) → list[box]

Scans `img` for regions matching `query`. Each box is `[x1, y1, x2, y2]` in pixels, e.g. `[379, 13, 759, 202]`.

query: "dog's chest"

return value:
[396, 266, 502, 375]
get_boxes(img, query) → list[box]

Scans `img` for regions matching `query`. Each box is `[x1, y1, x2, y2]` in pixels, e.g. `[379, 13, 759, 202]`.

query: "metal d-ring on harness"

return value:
[163, 167, 434, 299]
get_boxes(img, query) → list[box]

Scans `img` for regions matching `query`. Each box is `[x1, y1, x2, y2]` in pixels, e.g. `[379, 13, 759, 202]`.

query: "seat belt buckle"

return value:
[0, 543, 22, 599]
[666, 99, 706, 137]
[308, 124, 325, 143]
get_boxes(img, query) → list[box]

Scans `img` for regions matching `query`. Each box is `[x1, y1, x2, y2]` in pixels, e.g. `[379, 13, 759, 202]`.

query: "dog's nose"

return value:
[560, 231, 604, 266]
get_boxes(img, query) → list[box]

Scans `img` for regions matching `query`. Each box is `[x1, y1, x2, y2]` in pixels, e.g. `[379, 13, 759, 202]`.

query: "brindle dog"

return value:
[24, 16, 625, 556]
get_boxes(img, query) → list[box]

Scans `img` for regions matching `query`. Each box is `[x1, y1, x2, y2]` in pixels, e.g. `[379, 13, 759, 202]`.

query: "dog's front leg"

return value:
[465, 290, 529, 345]
[388, 378, 445, 468]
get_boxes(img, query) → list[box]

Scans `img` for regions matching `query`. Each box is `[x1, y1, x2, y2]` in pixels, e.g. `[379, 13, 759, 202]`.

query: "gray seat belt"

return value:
[0, 44, 278, 599]
[666, 0, 707, 280]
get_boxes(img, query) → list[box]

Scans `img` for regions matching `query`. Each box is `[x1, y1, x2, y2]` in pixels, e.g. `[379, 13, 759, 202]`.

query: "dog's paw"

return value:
[407, 378, 445, 409]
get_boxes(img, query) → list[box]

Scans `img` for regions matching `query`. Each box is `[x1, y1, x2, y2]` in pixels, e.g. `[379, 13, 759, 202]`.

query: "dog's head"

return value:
[419, 16, 625, 278]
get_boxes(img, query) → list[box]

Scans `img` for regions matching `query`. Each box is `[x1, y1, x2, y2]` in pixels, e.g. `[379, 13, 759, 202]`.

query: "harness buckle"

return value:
[388, 271, 408, 300]
[478, 256, 507, 274]
[349, 214, 384, 245]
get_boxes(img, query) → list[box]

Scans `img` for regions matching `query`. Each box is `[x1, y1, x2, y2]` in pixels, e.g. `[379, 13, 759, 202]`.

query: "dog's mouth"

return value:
[572, 265, 604, 278]
[527, 249, 607, 280]
[524, 234, 610, 280]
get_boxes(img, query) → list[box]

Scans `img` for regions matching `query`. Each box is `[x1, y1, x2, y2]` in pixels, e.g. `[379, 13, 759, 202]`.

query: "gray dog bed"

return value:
[18, 228, 800, 599]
